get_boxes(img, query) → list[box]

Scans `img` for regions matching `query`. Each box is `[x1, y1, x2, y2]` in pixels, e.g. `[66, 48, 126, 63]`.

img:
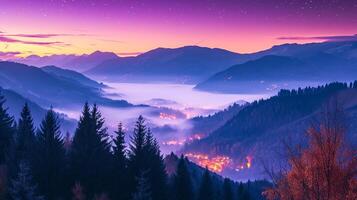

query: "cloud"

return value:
[277, 34, 357, 42]
[5, 33, 68, 38]
[0, 35, 66, 46]
[0, 51, 22, 60]
[99, 38, 124, 43]
[117, 52, 143, 56]
[4, 33, 90, 39]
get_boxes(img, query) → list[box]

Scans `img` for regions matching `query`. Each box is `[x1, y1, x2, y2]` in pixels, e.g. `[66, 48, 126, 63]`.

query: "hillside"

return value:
[164, 153, 271, 199]
[189, 102, 246, 135]
[183, 82, 357, 179]
[0, 87, 76, 132]
[0, 61, 131, 108]
[42, 65, 106, 89]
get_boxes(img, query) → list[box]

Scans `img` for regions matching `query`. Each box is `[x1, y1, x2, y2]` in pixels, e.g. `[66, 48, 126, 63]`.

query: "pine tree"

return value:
[197, 168, 214, 200]
[8, 162, 43, 200]
[113, 122, 127, 167]
[237, 182, 250, 200]
[91, 104, 110, 151]
[69, 103, 112, 197]
[128, 116, 148, 195]
[174, 155, 193, 200]
[112, 122, 129, 200]
[132, 171, 152, 200]
[0, 94, 15, 165]
[128, 115, 147, 167]
[145, 130, 168, 200]
[32, 108, 66, 200]
[16, 103, 35, 163]
[222, 178, 233, 200]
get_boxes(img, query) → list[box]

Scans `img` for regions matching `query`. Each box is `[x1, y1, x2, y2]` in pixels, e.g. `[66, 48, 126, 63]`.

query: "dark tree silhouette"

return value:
[128, 116, 148, 196]
[32, 108, 66, 199]
[0, 94, 15, 165]
[69, 103, 112, 198]
[174, 155, 193, 200]
[222, 178, 233, 200]
[16, 103, 35, 163]
[197, 168, 214, 200]
[112, 122, 129, 200]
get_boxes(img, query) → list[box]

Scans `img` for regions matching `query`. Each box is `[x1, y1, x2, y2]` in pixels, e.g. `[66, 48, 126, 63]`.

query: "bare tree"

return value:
[264, 103, 357, 200]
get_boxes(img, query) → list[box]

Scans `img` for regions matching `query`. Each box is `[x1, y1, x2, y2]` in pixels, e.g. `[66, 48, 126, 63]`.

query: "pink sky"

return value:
[0, 0, 357, 57]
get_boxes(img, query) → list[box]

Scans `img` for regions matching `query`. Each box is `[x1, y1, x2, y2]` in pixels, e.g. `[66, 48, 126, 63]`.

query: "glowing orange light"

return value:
[184, 153, 232, 173]
[235, 156, 253, 171]
[162, 133, 204, 146]
[246, 156, 252, 168]
[159, 113, 177, 120]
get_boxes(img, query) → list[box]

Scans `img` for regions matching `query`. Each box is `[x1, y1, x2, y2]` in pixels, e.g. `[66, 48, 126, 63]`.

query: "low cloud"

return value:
[277, 34, 357, 42]
[117, 52, 143, 56]
[5, 33, 68, 38]
[4, 33, 89, 39]
[0, 51, 22, 60]
[0, 35, 66, 46]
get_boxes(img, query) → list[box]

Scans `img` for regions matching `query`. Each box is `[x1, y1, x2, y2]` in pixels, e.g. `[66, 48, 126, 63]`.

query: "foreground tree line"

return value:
[0, 95, 254, 200]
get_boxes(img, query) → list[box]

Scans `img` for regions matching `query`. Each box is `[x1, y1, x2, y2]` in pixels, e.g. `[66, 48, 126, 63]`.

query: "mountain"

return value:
[189, 102, 246, 135]
[183, 82, 357, 180]
[42, 65, 106, 89]
[196, 41, 357, 93]
[64, 51, 119, 71]
[0, 61, 131, 108]
[257, 40, 357, 59]
[14, 51, 119, 72]
[0, 87, 77, 133]
[86, 46, 249, 83]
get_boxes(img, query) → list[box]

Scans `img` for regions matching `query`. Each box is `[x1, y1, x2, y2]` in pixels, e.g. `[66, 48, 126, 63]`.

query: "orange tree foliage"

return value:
[264, 110, 357, 200]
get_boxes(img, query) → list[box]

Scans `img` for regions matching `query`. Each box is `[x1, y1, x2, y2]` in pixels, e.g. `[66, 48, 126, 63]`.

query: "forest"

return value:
[0, 95, 258, 200]
[0, 83, 356, 200]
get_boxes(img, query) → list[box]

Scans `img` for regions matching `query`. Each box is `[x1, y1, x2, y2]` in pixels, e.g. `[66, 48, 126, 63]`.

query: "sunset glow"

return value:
[1, 0, 357, 59]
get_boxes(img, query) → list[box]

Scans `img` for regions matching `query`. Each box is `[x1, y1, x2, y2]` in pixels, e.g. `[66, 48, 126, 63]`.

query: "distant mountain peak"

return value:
[88, 50, 119, 58]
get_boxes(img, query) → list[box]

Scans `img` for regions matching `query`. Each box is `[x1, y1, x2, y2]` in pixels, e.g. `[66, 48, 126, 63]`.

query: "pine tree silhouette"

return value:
[69, 103, 112, 198]
[32, 108, 66, 199]
[0, 94, 15, 165]
[174, 155, 193, 200]
[128, 116, 148, 196]
[144, 128, 168, 200]
[222, 178, 233, 200]
[16, 103, 35, 163]
[112, 122, 129, 200]
[197, 168, 214, 200]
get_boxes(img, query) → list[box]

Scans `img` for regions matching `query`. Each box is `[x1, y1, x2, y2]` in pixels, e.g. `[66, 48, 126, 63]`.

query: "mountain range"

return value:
[0, 61, 131, 108]
[12, 40, 357, 89]
[14, 51, 119, 72]
[197, 41, 357, 93]
[86, 46, 250, 83]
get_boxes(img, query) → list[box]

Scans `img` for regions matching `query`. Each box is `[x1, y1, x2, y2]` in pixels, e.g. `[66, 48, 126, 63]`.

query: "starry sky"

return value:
[1, 0, 357, 58]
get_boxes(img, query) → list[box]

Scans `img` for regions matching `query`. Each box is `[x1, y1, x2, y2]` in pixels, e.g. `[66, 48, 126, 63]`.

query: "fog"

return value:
[55, 80, 270, 154]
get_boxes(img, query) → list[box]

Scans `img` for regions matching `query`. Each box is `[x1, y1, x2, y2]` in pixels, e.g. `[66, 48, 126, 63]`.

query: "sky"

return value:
[1, 0, 357, 58]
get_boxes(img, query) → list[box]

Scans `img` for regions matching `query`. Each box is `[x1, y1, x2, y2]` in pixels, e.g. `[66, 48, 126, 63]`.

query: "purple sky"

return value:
[0, 0, 357, 57]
